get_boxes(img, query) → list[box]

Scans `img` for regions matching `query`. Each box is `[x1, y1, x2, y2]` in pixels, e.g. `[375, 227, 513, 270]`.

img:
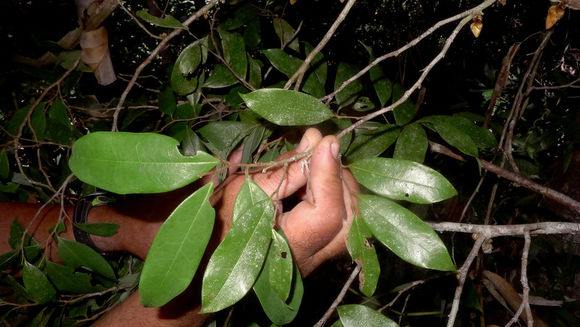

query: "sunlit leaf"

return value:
[393, 124, 428, 163]
[358, 195, 455, 271]
[201, 199, 275, 313]
[23, 262, 56, 304]
[46, 261, 102, 293]
[347, 217, 380, 297]
[69, 132, 218, 194]
[273, 18, 299, 52]
[57, 237, 116, 280]
[140, 184, 215, 307]
[74, 223, 119, 237]
[338, 304, 399, 327]
[136, 10, 185, 29]
[241, 88, 333, 126]
[351, 158, 457, 204]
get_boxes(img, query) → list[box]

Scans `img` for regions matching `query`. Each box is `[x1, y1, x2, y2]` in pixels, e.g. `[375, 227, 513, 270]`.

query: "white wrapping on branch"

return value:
[80, 26, 116, 85]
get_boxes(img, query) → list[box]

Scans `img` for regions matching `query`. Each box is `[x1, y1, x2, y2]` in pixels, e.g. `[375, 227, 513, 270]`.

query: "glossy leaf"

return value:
[451, 114, 498, 148]
[346, 124, 400, 163]
[241, 126, 269, 164]
[171, 39, 205, 95]
[233, 179, 270, 222]
[273, 18, 299, 52]
[182, 128, 205, 157]
[45, 100, 80, 144]
[74, 223, 119, 237]
[261, 49, 324, 97]
[351, 158, 457, 204]
[338, 304, 399, 327]
[421, 115, 479, 158]
[358, 195, 455, 271]
[198, 121, 254, 159]
[46, 261, 101, 293]
[219, 30, 247, 80]
[23, 262, 57, 304]
[200, 199, 275, 313]
[57, 237, 116, 280]
[69, 132, 218, 194]
[243, 19, 261, 50]
[347, 217, 380, 297]
[254, 255, 303, 325]
[140, 183, 215, 307]
[248, 57, 263, 89]
[254, 229, 293, 301]
[363, 43, 392, 106]
[203, 64, 239, 88]
[392, 84, 416, 126]
[393, 124, 428, 163]
[241, 88, 333, 126]
[305, 42, 327, 88]
[334, 62, 363, 108]
[158, 87, 177, 116]
[136, 10, 185, 29]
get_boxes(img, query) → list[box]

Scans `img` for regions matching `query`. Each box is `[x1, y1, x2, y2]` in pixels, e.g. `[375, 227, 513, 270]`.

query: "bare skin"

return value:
[0, 128, 359, 326]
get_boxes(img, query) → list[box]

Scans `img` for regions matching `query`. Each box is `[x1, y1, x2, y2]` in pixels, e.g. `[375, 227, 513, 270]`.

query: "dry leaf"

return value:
[80, 26, 116, 85]
[546, 4, 565, 29]
[470, 14, 483, 38]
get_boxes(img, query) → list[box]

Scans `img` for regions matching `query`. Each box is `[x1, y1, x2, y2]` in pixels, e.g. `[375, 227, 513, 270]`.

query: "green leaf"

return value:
[200, 199, 275, 313]
[74, 223, 119, 237]
[393, 124, 428, 163]
[9, 219, 39, 250]
[241, 126, 269, 164]
[363, 43, 392, 107]
[421, 115, 479, 158]
[182, 128, 205, 157]
[347, 218, 380, 297]
[248, 57, 263, 89]
[241, 89, 333, 126]
[6, 106, 27, 136]
[171, 39, 206, 95]
[358, 195, 455, 271]
[254, 252, 304, 326]
[273, 18, 299, 52]
[0, 250, 19, 271]
[220, 5, 256, 30]
[334, 62, 363, 108]
[158, 87, 177, 116]
[0, 150, 9, 179]
[45, 100, 80, 145]
[392, 84, 416, 126]
[136, 9, 185, 29]
[23, 262, 57, 304]
[69, 132, 218, 194]
[203, 64, 239, 88]
[351, 158, 457, 204]
[30, 103, 47, 140]
[46, 261, 101, 293]
[305, 42, 327, 89]
[219, 30, 247, 80]
[254, 230, 293, 301]
[261, 49, 324, 97]
[57, 237, 116, 280]
[338, 304, 399, 327]
[346, 124, 400, 163]
[243, 19, 261, 50]
[451, 114, 498, 149]
[198, 121, 254, 159]
[140, 183, 215, 307]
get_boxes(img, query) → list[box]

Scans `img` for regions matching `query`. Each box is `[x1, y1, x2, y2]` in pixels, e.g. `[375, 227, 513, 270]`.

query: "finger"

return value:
[252, 128, 322, 198]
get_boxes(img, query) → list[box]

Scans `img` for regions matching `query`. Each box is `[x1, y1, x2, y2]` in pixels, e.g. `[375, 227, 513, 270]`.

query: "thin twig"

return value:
[284, 0, 357, 91]
[314, 264, 362, 327]
[111, 0, 219, 131]
[446, 236, 486, 327]
[429, 221, 580, 236]
[532, 77, 580, 90]
[116, 0, 163, 40]
[337, 13, 474, 139]
[323, 0, 496, 104]
[429, 141, 580, 214]
[505, 231, 533, 327]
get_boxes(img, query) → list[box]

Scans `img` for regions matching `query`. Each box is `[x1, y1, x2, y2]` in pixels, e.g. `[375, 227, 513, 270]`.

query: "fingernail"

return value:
[330, 141, 340, 159]
[295, 135, 310, 152]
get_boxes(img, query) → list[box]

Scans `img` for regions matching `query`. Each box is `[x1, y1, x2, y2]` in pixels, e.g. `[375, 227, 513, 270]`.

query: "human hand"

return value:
[210, 128, 359, 276]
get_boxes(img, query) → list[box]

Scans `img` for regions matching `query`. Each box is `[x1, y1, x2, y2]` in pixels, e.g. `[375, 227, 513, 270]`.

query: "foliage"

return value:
[1, 0, 579, 326]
